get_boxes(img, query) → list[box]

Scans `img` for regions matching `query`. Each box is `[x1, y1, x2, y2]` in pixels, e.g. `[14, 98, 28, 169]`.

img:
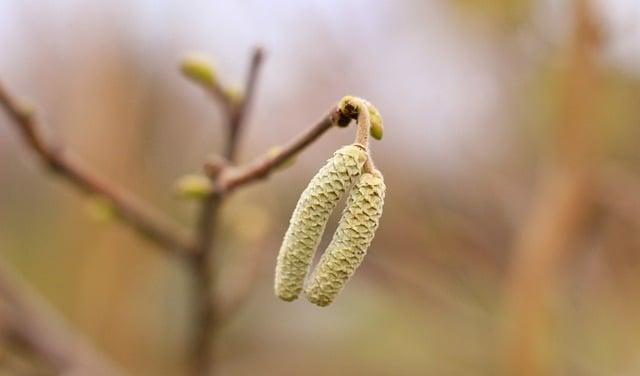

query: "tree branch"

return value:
[226, 48, 264, 161]
[216, 106, 342, 192]
[190, 47, 265, 376]
[0, 80, 194, 256]
[502, 1, 602, 374]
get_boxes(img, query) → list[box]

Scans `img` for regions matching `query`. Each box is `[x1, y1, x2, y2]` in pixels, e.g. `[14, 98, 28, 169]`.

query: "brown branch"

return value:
[216, 107, 342, 192]
[0, 80, 194, 256]
[502, 0, 602, 374]
[204, 81, 235, 117]
[226, 48, 264, 161]
[190, 47, 264, 376]
[0, 259, 124, 375]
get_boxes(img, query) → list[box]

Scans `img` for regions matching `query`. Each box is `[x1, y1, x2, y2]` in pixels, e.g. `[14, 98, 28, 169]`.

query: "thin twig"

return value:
[216, 107, 342, 192]
[226, 48, 264, 162]
[0, 80, 194, 256]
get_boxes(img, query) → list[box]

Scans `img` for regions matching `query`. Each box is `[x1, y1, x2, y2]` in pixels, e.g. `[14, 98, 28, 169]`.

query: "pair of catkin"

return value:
[274, 142, 386, 306]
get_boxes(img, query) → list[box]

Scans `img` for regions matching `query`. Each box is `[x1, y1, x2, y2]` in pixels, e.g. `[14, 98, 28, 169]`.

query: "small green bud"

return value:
[338, 95, 361, 120]
[85, 195, 115, 223]
[180, 53, 217, 87]
[175, 174, 213, 200]
[338, 96, 384, 140]
[366, 102, 384, 140]
[267, 146, 296, 170]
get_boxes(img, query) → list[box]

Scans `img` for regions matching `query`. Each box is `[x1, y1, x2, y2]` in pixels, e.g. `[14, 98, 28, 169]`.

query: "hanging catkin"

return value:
[274, 144, 368, 301]
[304, 169, 386, 306]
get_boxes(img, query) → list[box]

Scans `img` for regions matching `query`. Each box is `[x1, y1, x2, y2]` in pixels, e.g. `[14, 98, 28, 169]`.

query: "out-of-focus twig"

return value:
[190, 47, 264, 376]
[503, 0, 602, 374]
[211, 107, 341, 192]
[225, 49, 263, 162]
[0, 81, 194, 256]
[0, 259, 123, 375]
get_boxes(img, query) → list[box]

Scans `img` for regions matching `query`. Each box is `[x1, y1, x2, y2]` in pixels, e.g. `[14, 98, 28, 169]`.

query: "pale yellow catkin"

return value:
[274, 145, 368, 301]
[304, 169, 386, 307]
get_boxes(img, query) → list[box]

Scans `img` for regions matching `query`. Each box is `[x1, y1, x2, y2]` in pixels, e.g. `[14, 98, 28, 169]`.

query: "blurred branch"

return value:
[212, 107, 341, 192]
[503, 0, 602, 374]
[0, 81, 194, 256]
[190, 47, 264, 376]
[226, 48, 264, 161]
[0, 259, 123, 375]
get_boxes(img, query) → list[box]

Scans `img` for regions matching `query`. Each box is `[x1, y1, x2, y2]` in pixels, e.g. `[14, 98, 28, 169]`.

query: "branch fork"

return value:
[0, 45, 384, 375]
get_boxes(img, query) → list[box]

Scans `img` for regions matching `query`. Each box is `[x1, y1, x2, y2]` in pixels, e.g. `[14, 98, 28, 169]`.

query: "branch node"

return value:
[203, 155, 229, 179]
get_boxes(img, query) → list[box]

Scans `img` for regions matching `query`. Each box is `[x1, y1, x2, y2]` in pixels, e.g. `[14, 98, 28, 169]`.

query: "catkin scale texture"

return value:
[304, 170, 385, 306]
[274, 145, 367, 301]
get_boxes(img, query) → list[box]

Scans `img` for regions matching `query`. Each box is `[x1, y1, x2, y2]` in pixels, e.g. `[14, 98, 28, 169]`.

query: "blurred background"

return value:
[1, 0, 640, 375]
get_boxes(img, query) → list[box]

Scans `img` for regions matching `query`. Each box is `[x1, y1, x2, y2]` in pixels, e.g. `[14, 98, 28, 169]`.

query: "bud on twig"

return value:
[180, 53, 217, 88]
[175, 174, 213, 200]
[337, 96, 384, 140]
[365, 101, 384, 140]
[85, 195, 116, 223]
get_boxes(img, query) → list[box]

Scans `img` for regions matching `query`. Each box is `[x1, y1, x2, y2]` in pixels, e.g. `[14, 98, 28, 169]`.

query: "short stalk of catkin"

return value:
[274, 145, 368, 301]
[304, 170, 386, 307]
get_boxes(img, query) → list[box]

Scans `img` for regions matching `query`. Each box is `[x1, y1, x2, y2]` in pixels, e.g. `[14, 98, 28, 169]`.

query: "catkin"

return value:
[304, 170, 386, 307]
[274, 145, 368, 301]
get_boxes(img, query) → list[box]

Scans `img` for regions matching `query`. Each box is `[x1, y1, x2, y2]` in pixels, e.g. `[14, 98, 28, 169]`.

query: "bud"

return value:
[180, 53, 217, 87]
[338, 95, 361, 120]
[337, 96, 384, 140]
[85, 195, 115, 223]
[175, 174, 213, 200]
[366, 102, 384, 140]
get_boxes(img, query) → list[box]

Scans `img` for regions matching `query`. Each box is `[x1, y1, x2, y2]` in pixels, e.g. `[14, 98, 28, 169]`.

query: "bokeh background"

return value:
[2, 0, 640, 375]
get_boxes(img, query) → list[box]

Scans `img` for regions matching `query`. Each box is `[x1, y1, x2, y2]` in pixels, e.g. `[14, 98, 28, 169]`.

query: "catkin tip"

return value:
[277, 293, 298, 302]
